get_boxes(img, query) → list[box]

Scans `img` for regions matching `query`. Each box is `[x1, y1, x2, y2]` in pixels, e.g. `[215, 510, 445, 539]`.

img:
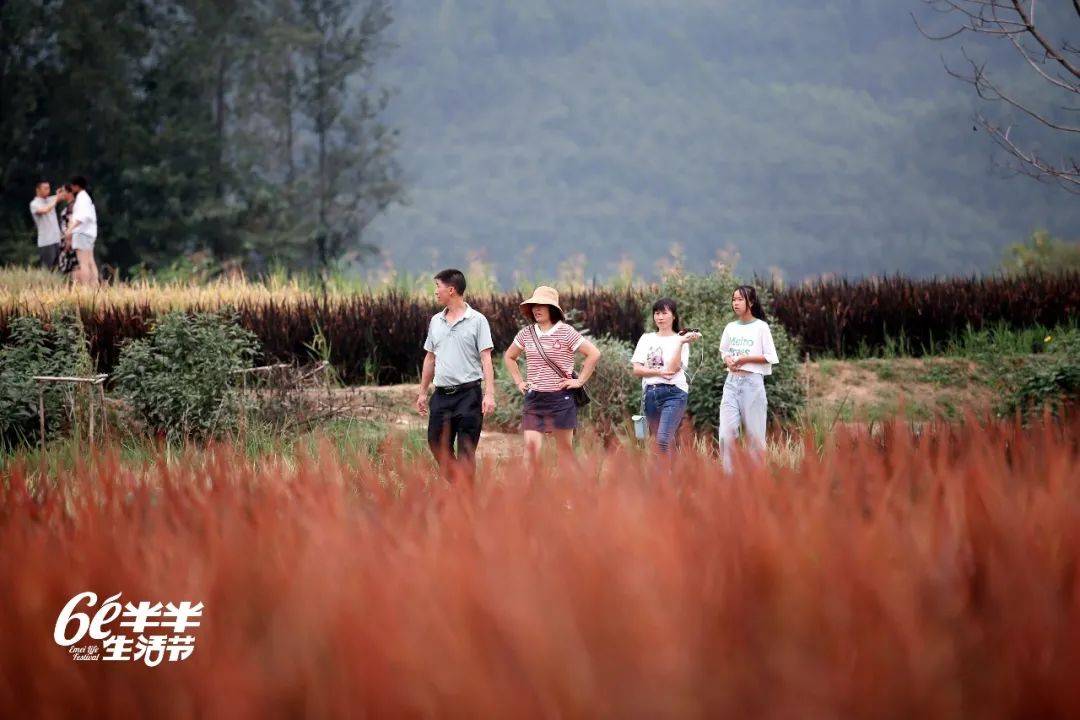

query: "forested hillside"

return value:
[367, 0, 1080, 282]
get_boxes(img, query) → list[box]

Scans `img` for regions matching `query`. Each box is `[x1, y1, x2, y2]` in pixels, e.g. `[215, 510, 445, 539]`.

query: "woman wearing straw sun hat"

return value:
[503, 285, 602, 464]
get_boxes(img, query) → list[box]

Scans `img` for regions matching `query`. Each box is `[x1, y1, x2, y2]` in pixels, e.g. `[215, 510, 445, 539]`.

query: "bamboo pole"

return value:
[31, 375, 107, 383]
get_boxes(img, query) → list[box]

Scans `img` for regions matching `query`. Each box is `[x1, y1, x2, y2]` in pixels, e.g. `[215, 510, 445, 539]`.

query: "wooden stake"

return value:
[38, 385, 46, 454]
[99, 383, 108, 441]
[88, 383, 95, 443]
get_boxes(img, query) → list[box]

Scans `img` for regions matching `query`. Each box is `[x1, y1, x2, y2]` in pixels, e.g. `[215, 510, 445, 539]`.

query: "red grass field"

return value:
[2, 417, 1079, 718]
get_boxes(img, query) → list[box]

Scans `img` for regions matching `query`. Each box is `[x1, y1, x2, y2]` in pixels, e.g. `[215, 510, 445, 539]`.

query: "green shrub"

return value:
[942, 321, 1078, 360]
[578, 336, 640, 438]
[0, 309, 94, 449]
[492, 335, 639, 439]
[1045, 327, 1080, 357]
[112, 310, 258, 441]
[490, 359, 523, 431]
[995, 330, 1080, 420]
[996, 356, 1080, 421]
[653, 269, 806, 432]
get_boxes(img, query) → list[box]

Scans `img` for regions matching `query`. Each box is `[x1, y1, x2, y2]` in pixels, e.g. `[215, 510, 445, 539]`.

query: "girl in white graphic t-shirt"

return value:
[631, 298, 702, 455]
[718, 285, 779, 471]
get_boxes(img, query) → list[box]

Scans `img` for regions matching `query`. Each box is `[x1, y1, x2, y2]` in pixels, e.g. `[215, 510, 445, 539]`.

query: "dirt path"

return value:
[320, 383, 523, 460]
[320, 357, 995, 454]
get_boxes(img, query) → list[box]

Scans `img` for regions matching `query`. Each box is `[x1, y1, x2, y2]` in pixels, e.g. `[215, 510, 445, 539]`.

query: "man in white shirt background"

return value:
[65, 175, 99, 287]
[29, 181, 62, 269]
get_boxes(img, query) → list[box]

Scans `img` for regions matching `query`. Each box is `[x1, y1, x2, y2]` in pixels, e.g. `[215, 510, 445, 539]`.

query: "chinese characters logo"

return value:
[54, 592, 203, 666]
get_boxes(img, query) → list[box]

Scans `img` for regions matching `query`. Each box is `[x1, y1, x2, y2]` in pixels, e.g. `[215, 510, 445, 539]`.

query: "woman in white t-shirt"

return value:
[718, 285, 779, 471]
[631, 298, 702, 454]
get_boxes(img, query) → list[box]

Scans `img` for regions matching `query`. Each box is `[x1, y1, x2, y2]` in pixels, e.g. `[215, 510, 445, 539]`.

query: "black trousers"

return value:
[39, 243, 60, 269]
[427, 385, 483, 468]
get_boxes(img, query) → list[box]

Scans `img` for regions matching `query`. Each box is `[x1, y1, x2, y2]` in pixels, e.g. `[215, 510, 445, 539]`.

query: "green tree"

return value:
[1, 0, 402, 276]
[0, 0, 236, 272]
[1002, 230, 1080, 276]
[0, 0, 56, 264]
[292, 0, 404, 270]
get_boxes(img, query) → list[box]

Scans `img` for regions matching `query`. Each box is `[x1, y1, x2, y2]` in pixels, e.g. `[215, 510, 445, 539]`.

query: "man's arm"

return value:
[480, 349, 496, 415]
[415, 351, 436, 416]
[32, 196, 59, 215]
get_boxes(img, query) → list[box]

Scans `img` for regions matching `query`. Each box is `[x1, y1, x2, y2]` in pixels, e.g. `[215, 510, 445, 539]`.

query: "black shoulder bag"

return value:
[529, 325, 591, 408]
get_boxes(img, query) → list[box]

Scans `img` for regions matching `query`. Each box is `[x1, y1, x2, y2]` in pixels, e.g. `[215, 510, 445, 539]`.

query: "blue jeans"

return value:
[644, 384, 688, 454]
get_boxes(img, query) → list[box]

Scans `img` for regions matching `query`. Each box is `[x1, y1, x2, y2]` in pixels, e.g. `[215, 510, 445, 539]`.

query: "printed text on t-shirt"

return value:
[728, 336, 754, 357]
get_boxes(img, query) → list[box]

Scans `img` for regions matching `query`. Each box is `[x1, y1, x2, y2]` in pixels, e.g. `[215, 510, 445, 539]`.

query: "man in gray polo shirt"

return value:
[415, 268, 496, 475]
[29, 180, 62, 269]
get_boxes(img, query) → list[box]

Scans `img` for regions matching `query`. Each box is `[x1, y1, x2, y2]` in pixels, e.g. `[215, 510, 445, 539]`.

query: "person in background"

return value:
[631, 298, 702, 455]
[56, 184, 79, 276]
[503, 285, 601, 466]
[416, 268, 497, 478]
[29, 181, 62, 270]
[718, 285, 779, 471]
[65, 176, 99, 287]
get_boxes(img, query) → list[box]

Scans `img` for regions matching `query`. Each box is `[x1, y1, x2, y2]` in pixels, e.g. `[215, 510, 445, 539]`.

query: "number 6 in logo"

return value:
[54, 592, 123, 646]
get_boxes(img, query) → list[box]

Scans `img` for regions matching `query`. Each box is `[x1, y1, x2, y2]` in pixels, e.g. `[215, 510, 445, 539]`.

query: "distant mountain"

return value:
[363, 0, 1080, 284]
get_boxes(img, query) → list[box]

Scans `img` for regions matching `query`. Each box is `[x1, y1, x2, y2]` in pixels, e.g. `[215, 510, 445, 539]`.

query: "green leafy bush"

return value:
[112, 310, 258, 440]
[578, 336, 640, 438]
[0, 309, 93, 449]
[1045, 327, 1080, 357]
[995, 327, 1080, 421]
[654, 269, 805, 432]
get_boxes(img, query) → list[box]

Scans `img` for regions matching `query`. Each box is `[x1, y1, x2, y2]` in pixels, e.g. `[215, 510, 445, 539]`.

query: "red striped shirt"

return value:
[512, 322, 584, 391]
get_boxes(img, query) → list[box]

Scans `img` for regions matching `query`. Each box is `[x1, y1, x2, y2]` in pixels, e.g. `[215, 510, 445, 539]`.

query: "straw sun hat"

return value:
[520, 285, 563, 318]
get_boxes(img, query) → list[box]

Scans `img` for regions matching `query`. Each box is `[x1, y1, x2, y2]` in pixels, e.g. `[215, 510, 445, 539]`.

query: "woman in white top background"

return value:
[718, 285, 779, 470]
[64, 176, 99, 287]
[631, 298, 701, 455]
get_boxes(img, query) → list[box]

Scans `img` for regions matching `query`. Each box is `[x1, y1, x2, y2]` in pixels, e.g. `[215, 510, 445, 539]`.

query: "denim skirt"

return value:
[522, 390, 578, 431]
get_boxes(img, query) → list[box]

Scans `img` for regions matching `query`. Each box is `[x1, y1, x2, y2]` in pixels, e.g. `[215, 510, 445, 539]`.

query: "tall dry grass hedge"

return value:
[0, 284, 648, 384]
[770, 272, 1080, 358]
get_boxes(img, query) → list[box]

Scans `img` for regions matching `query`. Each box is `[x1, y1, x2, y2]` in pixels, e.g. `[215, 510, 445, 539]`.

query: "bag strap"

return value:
[529, 324, 572, 379]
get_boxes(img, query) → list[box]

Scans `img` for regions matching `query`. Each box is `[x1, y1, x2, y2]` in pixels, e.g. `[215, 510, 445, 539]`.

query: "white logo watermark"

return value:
[54, 592, 203, 666]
